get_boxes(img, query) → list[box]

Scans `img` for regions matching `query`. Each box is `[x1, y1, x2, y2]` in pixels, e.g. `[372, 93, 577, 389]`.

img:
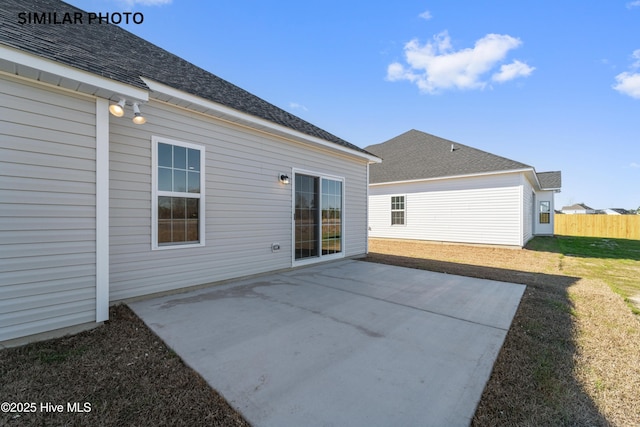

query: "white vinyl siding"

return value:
[0, 74, 97, 342]
[369, 173, 524, 246]
[109, 100, 369, 301]
[522, 176, 534, 245]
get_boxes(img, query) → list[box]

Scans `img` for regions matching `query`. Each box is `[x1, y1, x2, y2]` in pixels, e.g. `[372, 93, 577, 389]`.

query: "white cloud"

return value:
[630, 162, 640, 168]
[614, 72, 640, 98]
[613, 49, 640, 98]
[492, 60, 536, 82]
[419, 10, 432, 20]
[387, 31, 533, 93]
[626, 0, 640, 9]
[289, 102, 308, 111]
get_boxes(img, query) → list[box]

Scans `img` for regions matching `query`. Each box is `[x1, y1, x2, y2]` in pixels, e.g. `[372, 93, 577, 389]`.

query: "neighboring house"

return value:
[0, 0, 380, 344]
[602, 208, 632, 215]
[561, 203, 597, 214]
[366, 130, 561, 247]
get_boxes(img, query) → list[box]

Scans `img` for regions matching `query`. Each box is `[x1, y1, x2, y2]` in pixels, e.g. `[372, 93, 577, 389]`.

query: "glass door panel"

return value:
[321, 178, 342, 255]
[295, 174, 319, 260]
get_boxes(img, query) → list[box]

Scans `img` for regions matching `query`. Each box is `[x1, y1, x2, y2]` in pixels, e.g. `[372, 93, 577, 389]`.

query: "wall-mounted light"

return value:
[108, 98, 126, 117]
[132, 102, 146, 125]
[279, 174, 290, 185]
[109, 98, 147, 124]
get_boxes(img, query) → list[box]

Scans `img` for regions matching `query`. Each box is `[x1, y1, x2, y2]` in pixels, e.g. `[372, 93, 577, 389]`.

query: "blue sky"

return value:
[69, 0, 640, 210]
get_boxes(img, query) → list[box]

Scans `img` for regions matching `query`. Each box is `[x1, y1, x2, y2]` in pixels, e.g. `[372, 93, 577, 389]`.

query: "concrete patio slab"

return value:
[129, 260, 525, 427]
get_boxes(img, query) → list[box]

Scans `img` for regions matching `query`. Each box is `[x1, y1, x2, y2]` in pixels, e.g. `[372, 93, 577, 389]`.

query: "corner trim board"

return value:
[95, 98, 109, 322]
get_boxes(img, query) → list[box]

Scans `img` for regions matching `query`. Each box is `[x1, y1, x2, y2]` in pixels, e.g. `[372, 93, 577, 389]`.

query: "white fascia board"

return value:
[525, 169, 543, 191]
[369, 168, 536, 187]
[0, 44, 148, 101]
[140, 77, 380, 164]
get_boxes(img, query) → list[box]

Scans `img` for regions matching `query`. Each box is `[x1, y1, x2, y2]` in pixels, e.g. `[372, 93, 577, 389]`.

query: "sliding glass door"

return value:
[321, 178, 342, 256]
[295, 174, 319, 260]
[294, 173, 343, 261]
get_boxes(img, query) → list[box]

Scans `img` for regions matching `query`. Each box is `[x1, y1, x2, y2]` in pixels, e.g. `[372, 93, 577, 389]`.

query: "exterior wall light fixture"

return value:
[108, 98, 147, 124]
[279, 174, 290, 184]
[132, 102, 146, 125]
[108, 98, 126, 117]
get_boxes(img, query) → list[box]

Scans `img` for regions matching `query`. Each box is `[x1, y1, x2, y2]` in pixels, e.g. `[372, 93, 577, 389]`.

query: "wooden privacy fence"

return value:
[555, 214, 640, 239]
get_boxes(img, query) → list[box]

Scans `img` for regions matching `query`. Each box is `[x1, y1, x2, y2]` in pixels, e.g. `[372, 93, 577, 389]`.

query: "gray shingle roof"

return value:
[366, 129, 536, 184]
[1, 0, 371, 156]
[536, 171, 562, 190]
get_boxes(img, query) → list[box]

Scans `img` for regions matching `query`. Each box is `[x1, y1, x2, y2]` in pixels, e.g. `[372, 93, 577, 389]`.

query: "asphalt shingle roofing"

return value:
[366, 130, 529, 183]
[536, 171, 562, 190]
[366, 130, 561, 190]
[1, 0, 370, 156]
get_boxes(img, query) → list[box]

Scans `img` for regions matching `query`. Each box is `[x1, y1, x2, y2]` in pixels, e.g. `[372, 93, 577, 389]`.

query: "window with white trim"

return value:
[539, 201, 551, 224]
[152, 137, 205, 249]
[391, 195, 405, 225]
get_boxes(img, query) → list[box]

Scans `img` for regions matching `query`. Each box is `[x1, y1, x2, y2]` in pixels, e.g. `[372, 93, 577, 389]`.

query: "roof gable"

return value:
[0, 0, 372, 157]
[366, 129, 533, 184]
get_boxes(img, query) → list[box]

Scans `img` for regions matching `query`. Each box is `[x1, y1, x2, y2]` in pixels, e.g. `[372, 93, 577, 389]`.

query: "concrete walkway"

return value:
[130, 260, 525, 427]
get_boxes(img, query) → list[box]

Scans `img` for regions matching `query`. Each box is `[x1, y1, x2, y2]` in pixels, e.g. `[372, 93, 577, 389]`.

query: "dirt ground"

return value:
[0, 305, 250, 427]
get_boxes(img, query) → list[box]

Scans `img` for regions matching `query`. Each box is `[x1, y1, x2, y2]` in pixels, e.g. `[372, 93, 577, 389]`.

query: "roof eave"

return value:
[0, 43, 148, 101]
[369, 167, 535, 186]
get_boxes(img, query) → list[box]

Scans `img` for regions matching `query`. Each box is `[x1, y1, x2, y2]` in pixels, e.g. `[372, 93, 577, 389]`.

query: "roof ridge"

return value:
[366, 129, 546, 184]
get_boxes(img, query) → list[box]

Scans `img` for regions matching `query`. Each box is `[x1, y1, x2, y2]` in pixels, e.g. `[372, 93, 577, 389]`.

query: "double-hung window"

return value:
[391, 195, 405, 225]
[152, 137, 205, 249]
[539, 201, 551, 224]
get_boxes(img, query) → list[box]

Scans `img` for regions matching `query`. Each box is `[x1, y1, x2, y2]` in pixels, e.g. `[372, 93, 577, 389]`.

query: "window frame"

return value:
[320, 176, 344, 257]
[539, 201, 551, 224]
[391, 195, 406, 226]
[151, 136, 206, 250]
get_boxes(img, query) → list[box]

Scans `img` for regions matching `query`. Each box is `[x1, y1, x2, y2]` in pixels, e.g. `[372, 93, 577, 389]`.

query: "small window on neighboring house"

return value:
[391, 196, 405, 225]
[539, 201, 551, 224]
[152, 137, 205, 249]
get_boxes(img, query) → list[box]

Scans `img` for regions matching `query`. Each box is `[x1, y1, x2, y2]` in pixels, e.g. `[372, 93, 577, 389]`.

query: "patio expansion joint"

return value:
[308, 279, 512, 332]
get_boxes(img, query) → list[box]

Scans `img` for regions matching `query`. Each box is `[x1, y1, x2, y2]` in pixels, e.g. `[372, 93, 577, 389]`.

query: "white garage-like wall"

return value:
[369, 172, 527, 247]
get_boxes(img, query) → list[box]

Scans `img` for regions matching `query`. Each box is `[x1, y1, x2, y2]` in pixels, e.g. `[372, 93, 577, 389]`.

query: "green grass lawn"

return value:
[527, 236, 640, 314]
